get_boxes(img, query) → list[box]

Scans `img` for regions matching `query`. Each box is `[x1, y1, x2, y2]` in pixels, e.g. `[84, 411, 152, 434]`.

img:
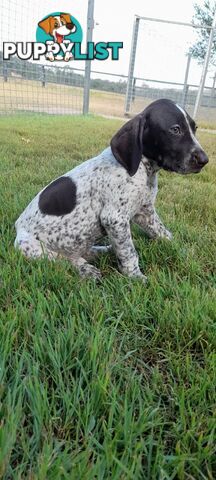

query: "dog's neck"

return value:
[141, 156, 160, 175]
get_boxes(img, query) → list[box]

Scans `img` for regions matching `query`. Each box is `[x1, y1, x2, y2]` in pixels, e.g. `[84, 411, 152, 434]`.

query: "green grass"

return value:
[0, 114, 215, 479]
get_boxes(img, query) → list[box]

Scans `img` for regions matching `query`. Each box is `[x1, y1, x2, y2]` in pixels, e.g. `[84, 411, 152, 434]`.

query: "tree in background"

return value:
[189, 0, 216, 65]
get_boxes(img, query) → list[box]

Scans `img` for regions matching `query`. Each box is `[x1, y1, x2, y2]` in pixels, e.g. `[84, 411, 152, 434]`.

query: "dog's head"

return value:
[111, 99, 208, 176]
[38, 13, 76, 42]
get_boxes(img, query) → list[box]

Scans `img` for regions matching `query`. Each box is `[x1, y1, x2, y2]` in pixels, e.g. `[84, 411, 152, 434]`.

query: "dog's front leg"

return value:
[133, 206, 172, 240]
[62, 40, 73, 62]
[45, 41, 55, 61]
[100, 210, 147, 281]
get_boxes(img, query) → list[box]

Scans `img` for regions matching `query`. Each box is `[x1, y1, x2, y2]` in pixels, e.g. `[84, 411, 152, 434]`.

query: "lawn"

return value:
[0, 114, 215, 479]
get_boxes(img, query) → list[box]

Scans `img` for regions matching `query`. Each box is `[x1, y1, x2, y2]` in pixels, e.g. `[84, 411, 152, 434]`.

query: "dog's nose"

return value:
[66, 22, 74, 30]
[192, 149, 209, 167]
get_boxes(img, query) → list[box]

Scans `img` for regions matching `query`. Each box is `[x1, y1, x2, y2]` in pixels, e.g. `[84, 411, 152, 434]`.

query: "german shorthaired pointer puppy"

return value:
[15, 99, 208, 280]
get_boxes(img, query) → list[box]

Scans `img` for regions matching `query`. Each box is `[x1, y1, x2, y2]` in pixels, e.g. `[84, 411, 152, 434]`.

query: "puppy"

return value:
[38, 13, 76, 61]
[14, 99, 208, 280]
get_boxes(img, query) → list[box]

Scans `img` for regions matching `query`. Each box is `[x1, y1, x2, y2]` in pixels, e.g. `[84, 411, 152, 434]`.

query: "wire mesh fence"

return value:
[89, 70, 127, 117]
[0, 0, 86, 115]
[0, 58, 129, 116]
[129, 77, 216, 123]
[1, 61, 216, 122]
[1, 1, 216, 124]
[125, 16, 216, 124]
[0, 61, 84, 114]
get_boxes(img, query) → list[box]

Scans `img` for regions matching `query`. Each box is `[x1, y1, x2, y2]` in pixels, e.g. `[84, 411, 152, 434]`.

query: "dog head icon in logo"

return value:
[36, 12, 83, 61]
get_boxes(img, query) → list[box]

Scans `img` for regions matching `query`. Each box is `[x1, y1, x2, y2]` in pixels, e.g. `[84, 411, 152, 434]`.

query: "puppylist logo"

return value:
[3, 11, 123, 62]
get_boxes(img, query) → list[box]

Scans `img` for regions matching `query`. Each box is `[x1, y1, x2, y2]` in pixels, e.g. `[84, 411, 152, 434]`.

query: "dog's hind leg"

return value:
[14, 230, 57, 260]
[15, 231, 102, 278]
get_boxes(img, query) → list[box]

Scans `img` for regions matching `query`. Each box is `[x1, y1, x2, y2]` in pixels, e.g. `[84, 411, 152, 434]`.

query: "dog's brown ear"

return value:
[110, 114, 145, 176]
[60, 13, 72, 24]
[38, 17, 52, 35]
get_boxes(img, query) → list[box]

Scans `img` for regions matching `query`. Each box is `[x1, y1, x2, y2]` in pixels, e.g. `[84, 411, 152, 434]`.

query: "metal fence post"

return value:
[3, 62, 8, 82]
[181, 54, 191, 108]
[193, 9, 216, 118]
[125, 16, 140, 115]
[41, 65, 46, 87]
[132, 77, 136, 102]
[83, 0, 94, 114]
[210, 71, 216, 101]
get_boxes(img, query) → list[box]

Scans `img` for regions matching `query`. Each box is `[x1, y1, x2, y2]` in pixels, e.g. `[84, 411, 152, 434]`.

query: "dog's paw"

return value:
[136, 272, 148, 283]
[125, 269, 148, 283]
[79, 263, 102, 280]
[163, 230, 173, 240]
[90, 245, 112, 256]
[158, 229, 173, 241]
[64, 52, 73, 62]
[46, 52, 55, 62]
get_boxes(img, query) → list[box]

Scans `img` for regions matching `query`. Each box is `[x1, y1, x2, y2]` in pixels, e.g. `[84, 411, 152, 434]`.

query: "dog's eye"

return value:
[170, 125, 181, 135]
[54, 22, 58, 28]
